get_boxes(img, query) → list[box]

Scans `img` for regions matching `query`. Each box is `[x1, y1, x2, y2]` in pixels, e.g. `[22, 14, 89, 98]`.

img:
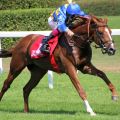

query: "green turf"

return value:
[0, 71, 120, 120]
[107, 16, 120, 29]
[91, 36, 120, 71]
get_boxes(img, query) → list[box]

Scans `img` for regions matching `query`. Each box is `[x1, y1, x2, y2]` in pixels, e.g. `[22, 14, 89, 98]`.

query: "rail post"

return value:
[0, 38, 3, 73]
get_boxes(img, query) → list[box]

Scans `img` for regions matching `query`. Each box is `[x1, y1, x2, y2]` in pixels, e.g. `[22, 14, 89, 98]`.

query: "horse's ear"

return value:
[91, 16, 99, 24]
[90, 14, 98, 20]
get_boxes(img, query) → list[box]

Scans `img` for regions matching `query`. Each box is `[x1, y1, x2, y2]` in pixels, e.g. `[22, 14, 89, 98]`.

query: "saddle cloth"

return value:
[29, 35, 59, 72]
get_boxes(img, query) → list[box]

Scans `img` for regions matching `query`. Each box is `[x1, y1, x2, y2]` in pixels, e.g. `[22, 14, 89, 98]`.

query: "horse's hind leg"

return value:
[23, 65, 47, 112]
[79, 63, 118, 100]
[0, 55, 26, 101]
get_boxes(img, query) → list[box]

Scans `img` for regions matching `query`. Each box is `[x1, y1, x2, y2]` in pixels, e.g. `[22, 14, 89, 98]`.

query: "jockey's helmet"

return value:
[66, 3, 81, 16]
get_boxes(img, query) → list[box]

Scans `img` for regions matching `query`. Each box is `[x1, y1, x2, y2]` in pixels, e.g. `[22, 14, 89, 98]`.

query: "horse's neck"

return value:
[59, 34, 73, 55]
[73, 23, 88, 35]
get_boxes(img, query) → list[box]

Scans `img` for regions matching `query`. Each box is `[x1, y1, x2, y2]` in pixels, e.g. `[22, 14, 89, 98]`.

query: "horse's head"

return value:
[70, 15, 116, 55]
[90, 15, 116, 55]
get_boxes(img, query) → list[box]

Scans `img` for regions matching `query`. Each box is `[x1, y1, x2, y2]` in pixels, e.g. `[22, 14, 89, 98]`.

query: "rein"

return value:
[66, 15, 115, 56]
[66, 16, 112, 51]
[70, 33, 92, 49]
[70, 20, 92, 48]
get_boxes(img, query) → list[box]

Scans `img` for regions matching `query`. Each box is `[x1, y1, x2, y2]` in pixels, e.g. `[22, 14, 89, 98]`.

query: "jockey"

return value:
[40, 2, 88, 53]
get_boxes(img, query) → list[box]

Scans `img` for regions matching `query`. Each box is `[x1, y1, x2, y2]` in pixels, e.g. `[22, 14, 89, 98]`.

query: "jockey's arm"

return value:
[66, 29, 74, 37]
[57, 15, 74, 37]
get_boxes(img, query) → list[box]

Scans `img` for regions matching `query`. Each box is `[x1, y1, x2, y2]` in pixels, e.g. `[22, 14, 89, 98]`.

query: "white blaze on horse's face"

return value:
[102, 26, 116, 55]
[105, 28, 112, 41]
[96, 25, 116, 55]
[104, 27, 114, 48]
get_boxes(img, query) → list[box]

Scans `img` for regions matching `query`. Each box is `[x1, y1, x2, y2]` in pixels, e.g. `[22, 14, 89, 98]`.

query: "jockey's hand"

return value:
[66, 29, 74, 37]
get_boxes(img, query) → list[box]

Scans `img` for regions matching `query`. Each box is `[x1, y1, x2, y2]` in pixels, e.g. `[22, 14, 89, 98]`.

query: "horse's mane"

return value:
[67, 15, 108, 29]
[66, 15, 87, 29]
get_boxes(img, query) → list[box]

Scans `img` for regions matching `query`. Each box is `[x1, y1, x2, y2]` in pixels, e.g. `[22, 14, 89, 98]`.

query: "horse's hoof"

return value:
[112, 96, 119, 101]
[24, 109, 29, 113]
[90, 112, 96, 116]
[0, 93, 3, 101]
[87, 110, 96, 116]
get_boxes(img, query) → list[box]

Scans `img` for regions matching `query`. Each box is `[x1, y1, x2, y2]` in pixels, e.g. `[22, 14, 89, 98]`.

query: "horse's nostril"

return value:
[109, 48, 113, 51]
[108, 48, 116, 55]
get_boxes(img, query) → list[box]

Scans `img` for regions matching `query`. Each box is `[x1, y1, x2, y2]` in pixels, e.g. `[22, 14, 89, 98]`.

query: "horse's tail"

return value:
[0, 49, 12, 58]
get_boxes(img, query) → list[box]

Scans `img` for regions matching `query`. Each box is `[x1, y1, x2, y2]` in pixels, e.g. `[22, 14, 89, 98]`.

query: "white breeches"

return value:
[48, 16, 57, 30]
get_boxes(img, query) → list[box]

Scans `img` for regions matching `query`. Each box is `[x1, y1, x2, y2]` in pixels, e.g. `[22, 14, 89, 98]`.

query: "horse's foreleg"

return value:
[68, 68, 96, 116]
[23, 66, 47, 112]
[80, 63, 118, 100]
[61, 56, 96, 115]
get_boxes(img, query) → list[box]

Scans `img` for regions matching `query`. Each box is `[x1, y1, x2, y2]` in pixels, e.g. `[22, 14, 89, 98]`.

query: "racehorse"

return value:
[0, 15, 118, 116]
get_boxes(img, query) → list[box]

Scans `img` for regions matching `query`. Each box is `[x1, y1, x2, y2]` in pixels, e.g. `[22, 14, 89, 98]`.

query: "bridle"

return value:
[93, 25, 115, 54]
[66, 15, 116, 55]
[71, 23, 115, 55]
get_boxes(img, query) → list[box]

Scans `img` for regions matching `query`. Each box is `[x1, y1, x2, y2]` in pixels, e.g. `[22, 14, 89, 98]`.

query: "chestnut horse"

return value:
[0, 16, 118, 116]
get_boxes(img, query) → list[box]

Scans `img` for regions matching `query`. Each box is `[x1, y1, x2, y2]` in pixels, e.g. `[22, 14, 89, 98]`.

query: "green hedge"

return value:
[0, 8, 55, 31]
[1, 38, 18, 49]
[0, 0, 120, 16]
[0, 8, 55, 49]
[80, 0, 120, 16]
[0, 4, 120, 31]
[0, 0, 62, 10]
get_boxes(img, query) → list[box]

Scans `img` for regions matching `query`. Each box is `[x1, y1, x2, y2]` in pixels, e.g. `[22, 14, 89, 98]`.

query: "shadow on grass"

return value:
[0, 108, 77, 115]
[0, 108, 119, 116]
[96, 111, 120, 116]
[0, 101, 120, 116]
[30, 109, 77, 115]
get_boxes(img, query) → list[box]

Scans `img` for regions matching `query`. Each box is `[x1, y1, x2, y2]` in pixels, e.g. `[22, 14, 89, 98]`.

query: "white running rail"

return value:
[0, 29, 120, 73]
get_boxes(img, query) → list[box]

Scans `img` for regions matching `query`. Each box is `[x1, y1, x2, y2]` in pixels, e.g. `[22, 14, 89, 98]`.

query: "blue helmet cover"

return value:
[66, 3, 81, 15]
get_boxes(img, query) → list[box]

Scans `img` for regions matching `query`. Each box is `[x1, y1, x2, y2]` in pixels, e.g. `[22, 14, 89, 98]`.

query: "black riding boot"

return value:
[40, 34, 54, 53]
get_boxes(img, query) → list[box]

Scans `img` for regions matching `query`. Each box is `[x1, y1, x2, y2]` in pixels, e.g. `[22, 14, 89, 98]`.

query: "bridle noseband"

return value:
[94, 25, 115, 54]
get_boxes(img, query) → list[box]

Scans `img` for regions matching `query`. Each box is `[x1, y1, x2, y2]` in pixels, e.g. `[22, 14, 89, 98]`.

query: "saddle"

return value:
[29, 35, 59, 72]
[30, 35, 58, 59]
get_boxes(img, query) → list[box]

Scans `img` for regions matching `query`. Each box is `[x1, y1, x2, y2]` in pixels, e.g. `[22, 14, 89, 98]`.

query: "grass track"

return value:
[0, 71, 120, 120]
[108, 16, 120, 28]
